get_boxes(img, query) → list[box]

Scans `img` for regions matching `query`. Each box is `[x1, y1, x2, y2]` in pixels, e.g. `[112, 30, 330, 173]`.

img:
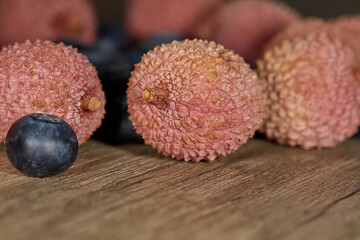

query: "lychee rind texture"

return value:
[264, 18, 327, 54]
[125, 0, 222, 41]
[330, 16, 360, 115]
[330, 15, 360, 63]
[263, 17, 360, 115]
[196, 0, 300, 63]
[257, 33, 359, 149]
[0, 0, 98, 47]
[0, 40, 105, 145]
[127, 39, 265, 162]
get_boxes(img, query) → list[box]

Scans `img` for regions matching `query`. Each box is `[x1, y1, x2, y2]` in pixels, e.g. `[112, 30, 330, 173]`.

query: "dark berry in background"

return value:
[96, 24, 130, 52]
[92, 57, 143, 144]
[60, 24, 130, 71]
[127, 32, 186, 67]
[137, 32, 185, 52]
[127, 48, 144, 69]
[5, 113, 78, 178]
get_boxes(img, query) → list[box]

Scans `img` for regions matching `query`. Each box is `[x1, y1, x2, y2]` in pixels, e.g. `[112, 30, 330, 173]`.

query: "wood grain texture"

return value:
[0, 138, 359, 240]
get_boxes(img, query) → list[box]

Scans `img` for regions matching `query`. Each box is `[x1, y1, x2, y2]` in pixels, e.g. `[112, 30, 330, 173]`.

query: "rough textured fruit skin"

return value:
[125, 0, 222, 40]
[330, 15, 360, 63]
[331, 16, 360, 121]
[5, 113, 78, 178]
[0, 0, 97, 46]
[196, 0, 300, 63]
[127, 39, 265, 162]
[0, 40, 105, 145]
[257, 33, 359, 149]
[266, 16, 360, 63]
[264, 17, 360, 120]
[264, 18, 327, 54]
[138, 33, 186, 53]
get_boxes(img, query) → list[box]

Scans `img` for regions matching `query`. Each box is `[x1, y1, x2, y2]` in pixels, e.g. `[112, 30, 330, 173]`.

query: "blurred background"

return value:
[93, 0, 360, 24]
[88, 0, 360, 144]
[2, 0, 357, 145]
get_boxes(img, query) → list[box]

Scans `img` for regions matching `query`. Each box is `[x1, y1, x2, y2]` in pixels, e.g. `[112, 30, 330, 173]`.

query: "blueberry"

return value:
[81, 49, 115, 70]
[58, 40, 109, 70]
[83, 24, 130, 70]
[96, 24, 130, 53]
[59, 24, 130, 71]
[127, 48, 144, 68]
[126, 32, 185, 69]
[5, 113, 78, 178]
[93, 58, 143, 144]
[138, 32, 185, 52]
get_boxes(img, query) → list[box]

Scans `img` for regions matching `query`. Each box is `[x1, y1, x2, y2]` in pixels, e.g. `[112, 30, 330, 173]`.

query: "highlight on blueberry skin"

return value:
[5, 113, 79, 178]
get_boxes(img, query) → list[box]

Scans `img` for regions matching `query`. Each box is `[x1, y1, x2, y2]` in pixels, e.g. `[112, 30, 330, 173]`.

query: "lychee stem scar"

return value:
[82, 94, 101, 111]
[142, 88, 168, 104]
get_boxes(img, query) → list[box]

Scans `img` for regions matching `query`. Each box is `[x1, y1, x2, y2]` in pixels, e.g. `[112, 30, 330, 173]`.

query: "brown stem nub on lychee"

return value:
[82, 94, 101, 111]
[142, 88, 168, 104]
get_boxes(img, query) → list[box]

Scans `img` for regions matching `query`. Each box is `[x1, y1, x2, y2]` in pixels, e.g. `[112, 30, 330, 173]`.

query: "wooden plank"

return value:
[0, 138, 359, 240]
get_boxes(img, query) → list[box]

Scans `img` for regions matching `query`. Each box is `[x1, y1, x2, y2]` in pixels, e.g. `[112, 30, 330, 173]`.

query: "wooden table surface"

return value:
[0, 137, 359, 240]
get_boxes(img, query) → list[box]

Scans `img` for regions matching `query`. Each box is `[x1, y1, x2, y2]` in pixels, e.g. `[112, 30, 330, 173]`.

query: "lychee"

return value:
[257, 32, 359, 149]
[264, 18, 327, 54]
[196, 0, 300, 63]
[263, 17, 360, 119]
[330, 15, 360, 63]
[0, 40, 105, 145]
[125, 0, 223, 41]
[266, 16, 360, 63]
[0, 0, 98, 47]
[331, 16, 360, 120]
[127, 39, 265, 162]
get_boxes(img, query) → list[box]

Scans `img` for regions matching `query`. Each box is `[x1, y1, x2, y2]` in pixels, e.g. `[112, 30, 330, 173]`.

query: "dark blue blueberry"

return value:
[124, 32, 185, 71]
[58, 40, 112, 70]
[127, 48, 144, 68]
[81, 49, 115, 70]
[59, 24, 130, 71]
[93, 59, 143, 144]
[5, 113, 78, 178]
[137, 32, 185, 52]
[83, 24, 130, 70]
[96, 24, 130, 53]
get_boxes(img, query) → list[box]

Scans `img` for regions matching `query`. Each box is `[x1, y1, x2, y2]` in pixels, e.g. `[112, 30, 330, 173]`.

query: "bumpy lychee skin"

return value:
[264, 18, 327, 53]
[0, 40, 105, 145]
[266, 16, 360, 63]
[0, 0, 97, 46]
[125, 0, 222, 41]
[328, 16, 360, 116]
[257, 33, 359, 149]
[196, 0, 300, 63]
[330, 15, 360, 63]
[127, 39, 264, 162]
[264, 17, 360, 121]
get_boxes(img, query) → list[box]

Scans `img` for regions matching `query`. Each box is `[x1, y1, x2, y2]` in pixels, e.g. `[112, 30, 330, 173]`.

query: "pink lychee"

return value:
[257, 32, 359, 149]
[0, 40, 105, 145]
[125, 0, 223, 41]
[0, 0, 98, 47]
[127, 39, 265, 161]
[196, 0, 300, 63]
